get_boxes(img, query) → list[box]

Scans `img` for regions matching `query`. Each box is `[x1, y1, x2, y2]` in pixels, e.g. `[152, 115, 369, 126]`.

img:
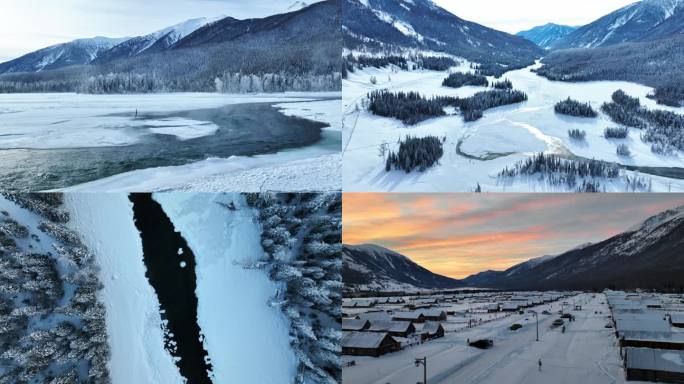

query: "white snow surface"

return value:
[152, 193, 297, 384]
[0, 92, 329, 149]
[59, 94, 341, 192]
[343, 294, 630, 384]
[343, 60, 684, 192]
[64, 194, 184, 384]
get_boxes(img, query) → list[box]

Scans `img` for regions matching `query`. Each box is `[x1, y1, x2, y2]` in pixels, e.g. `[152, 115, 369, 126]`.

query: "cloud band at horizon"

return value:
[343, 193, 684, 279]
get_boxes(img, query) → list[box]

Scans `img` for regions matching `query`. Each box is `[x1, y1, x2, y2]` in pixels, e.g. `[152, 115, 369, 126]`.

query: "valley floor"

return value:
[343, 294, 640, 384]
[343, 60, 684, 192]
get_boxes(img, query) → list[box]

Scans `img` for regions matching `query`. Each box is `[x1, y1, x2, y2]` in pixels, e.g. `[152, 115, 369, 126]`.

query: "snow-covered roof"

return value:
[392, 311, 424, 320]
[625, 348, 684, 373]
[502, 303, 519, 310]
[615, 313, 670, 333]
[342, 331, 395, 349]
[621, 331, 684, 344]
[422, 322, 443, 335]
[358, 312, 392, 322]
[342, 319, 370, 331]
[422, 309, 446, 317]
[368, 320, 413, 333]
[670, 313, 684, 325]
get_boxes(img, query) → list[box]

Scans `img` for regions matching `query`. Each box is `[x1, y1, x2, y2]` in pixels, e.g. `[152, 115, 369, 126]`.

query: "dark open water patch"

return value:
[0, 102, 327, 192]
[129, 193, 213, 384]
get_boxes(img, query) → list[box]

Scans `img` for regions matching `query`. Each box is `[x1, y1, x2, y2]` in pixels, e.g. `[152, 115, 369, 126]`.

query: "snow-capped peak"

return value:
[627, 205, 684, 233]
[644, 0, 684, 17]
[285, 1, 309, 12]
[151, 16, 225, 45]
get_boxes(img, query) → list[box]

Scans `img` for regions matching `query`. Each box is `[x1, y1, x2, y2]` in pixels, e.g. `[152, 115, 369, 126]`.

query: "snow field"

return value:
[343, 61, 684, 192]
[343, 294, 627, 384]
[64, 194, 184, 384]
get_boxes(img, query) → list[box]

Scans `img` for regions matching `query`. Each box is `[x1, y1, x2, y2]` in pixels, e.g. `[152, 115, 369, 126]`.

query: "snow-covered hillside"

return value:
[553, 0, 684, 49]
[516, 23, 577, 49]
[93, 17, 224, 63]
[0, 37, 128, 74]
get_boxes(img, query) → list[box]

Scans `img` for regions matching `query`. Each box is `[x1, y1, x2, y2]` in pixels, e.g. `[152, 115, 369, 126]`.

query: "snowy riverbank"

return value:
[54, 93, 341, 192]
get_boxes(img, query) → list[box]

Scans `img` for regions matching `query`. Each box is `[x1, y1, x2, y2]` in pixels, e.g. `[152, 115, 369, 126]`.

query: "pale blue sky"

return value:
[434, 0, 637, 33]
[0, 0, 313, 62]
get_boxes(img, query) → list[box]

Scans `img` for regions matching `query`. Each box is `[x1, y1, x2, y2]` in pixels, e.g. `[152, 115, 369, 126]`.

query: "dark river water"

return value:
[0, 102, 328, 191]
[129, 193, 213, 384]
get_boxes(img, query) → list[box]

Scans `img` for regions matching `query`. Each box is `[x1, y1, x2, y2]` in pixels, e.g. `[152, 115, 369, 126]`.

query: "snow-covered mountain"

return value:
[343, 0, 542, 68]
[553, 0, 684, 49]
[285, 1, 310, 12]
[516, 23, 578, 49]
[93, 16, 224, 64]
[463, 206, 684, 290]
[343, 244, 463, 291]
[0, 37, 128, 74]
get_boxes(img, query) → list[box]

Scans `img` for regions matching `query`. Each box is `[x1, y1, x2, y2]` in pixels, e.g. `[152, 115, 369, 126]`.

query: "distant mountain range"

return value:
[516, 23, 577, 49]
[92, 17, 223, 65]
[344, 206, 684, 291]
[343, 244, 463, 291]
[343, 0, 542, 69]
[0, 37, 128, 74]
[0, 0, 341, 93]
[552, 0, 684, 49]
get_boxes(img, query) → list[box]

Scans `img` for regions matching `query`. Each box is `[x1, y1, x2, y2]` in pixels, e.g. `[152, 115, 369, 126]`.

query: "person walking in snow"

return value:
[538, 358, 542, 372]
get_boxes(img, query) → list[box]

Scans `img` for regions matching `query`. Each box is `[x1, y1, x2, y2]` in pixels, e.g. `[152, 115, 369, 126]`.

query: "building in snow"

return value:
[501, 303, 519, 312]
[420, 322, 445, 341]
[422, 309, 447, 321]
[342, 319, 371, 332]
[670, 313, 684, 328]
[624, 348, 684, 382]
[620, 331, 684, 351]
[342, 331, 400, 357]
[392, 311, 426, 323]
[368, 320, 415, 338]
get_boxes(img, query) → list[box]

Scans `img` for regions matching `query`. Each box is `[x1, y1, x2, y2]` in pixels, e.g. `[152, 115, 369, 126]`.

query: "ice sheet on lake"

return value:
[0, 92, 335, 149]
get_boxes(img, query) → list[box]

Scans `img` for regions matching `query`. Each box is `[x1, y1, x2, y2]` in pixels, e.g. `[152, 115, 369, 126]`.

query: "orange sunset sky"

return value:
[343, 194, 684, 279]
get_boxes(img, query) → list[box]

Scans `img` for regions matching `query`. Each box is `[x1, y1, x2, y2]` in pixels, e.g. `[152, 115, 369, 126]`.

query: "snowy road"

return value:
[343, 294, 630, 384]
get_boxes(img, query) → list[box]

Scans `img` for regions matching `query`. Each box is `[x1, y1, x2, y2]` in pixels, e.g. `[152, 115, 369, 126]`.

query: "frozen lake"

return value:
[0, 93, 339, 191]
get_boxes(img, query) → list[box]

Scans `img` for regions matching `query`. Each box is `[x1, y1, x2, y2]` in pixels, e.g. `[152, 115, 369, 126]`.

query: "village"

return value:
[342, 290, 684, 384]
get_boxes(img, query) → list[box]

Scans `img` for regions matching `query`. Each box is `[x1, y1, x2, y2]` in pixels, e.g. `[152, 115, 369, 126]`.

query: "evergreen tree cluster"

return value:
[367, 90, 446, 125]
[554, 98, 597, 118]
[343, 53, 457, 76]
[604, 127, 629, 139]
[601, 90, 684, 155]
[385, 135, 445, 173]
[648, 85, 684, 107]
[568, 129, 587, 140]
[442, 72, 488, 88]
[453, 90, 528, 122]
[497, 153, 654, 192]
[244, 193, 342, 384]
[534, 35, 684, 107]
[616, 144, 631, 157]
[0, 194, 110, 384]
[491, 79, 513, 90]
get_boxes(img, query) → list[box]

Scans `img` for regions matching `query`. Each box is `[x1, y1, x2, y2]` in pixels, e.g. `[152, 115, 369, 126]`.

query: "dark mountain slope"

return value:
[343, 244, 463, 290]
[342, 0, 543, 69]
[463, 206, 684, 291]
